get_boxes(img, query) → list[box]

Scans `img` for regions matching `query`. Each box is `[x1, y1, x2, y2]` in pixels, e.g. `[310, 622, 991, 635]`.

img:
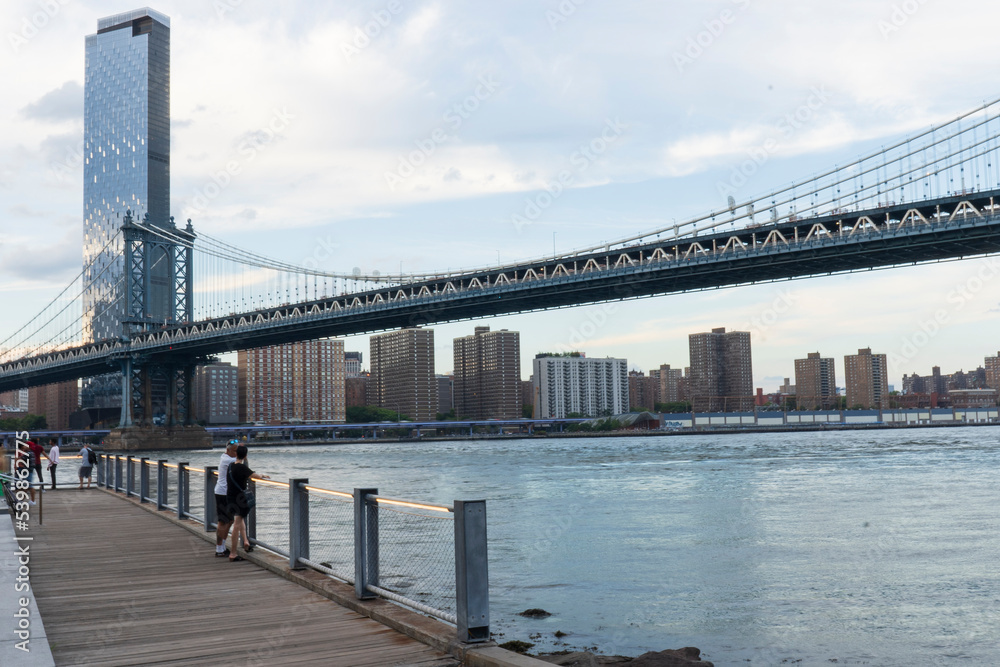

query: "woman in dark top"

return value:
[227, 444, 270, 562]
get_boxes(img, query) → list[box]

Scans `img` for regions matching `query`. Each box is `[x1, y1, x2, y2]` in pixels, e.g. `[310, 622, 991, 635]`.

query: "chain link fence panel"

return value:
[250, 480, 289, 556]
[372, 502, 456, 620]
[306, 491, 355, 582]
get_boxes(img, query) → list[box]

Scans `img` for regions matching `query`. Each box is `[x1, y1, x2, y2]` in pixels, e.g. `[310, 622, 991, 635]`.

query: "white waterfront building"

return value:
[532, 354, 629, 419]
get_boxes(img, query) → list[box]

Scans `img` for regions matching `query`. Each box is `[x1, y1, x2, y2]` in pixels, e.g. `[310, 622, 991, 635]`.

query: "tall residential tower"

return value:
[452, 326, 521, 420]
[688, 327, 754, 412]
[794, 352, 837, 410]
[82, 8, 171, 407]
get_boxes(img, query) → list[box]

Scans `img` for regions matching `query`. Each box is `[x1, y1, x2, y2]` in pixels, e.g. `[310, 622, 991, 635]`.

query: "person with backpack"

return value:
[78, 443, 96, 489]
[226, 444, 270, 562]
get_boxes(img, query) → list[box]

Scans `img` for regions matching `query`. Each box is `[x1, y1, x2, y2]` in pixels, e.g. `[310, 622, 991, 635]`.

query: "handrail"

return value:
[366, 494, 453, 514]
[100, 454, 490, 642]
[302, 484, 352, 500]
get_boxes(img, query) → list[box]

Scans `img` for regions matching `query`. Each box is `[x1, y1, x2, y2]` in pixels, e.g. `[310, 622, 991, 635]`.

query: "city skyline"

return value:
[4, 2, 1000, 391]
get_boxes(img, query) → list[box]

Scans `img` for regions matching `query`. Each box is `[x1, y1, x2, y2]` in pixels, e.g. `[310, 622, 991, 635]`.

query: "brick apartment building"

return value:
[453, 326, 521, 420]
[794, 352, 838, 409]
[238, 339, 346, 423]
[688, 327, 754, 412]
[844, 348, 888, 409]
[369, 328, 437, 421]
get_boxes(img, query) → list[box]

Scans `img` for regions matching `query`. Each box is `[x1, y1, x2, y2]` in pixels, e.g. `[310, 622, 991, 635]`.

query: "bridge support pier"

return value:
[104, 425, 211, 452]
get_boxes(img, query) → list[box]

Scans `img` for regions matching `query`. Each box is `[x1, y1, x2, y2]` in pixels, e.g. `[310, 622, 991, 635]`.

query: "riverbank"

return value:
[20, 417, 995, 454]
[218, 418, 1000, 449]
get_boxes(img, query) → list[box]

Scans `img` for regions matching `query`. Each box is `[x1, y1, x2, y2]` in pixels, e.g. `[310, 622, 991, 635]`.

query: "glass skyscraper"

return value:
[82, 8, 171, 408]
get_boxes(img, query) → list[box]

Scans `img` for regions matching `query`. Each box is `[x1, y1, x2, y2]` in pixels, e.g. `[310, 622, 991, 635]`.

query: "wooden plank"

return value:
[27, 491, 459, 667]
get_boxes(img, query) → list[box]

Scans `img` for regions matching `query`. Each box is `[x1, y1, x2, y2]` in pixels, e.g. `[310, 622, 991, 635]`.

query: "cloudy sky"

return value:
[3, 0, 1000, 391]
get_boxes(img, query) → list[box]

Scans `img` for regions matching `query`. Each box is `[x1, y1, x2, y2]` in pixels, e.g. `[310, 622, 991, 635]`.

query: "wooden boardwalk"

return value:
[27, 490, 459, 667]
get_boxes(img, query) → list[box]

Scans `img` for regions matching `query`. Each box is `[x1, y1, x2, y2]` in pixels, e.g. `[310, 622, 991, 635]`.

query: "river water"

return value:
[138, 426, 1000, 665]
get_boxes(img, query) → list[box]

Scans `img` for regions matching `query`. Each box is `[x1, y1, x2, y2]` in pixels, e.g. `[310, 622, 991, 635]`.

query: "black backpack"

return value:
[87, 448, 98, 465]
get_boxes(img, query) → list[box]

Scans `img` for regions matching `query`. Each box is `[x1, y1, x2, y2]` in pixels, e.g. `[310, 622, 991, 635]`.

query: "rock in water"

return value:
[537, 651, 633, 666]
[537, 651, 602, 667]
[628, 647, 713, 666]
[518, 608, 553, 618]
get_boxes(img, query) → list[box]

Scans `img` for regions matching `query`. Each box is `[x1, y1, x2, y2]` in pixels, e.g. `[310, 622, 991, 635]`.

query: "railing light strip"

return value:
[373, 496, 453, 513]
[303, 485, 352, 499]
[253, 478, 289, 488]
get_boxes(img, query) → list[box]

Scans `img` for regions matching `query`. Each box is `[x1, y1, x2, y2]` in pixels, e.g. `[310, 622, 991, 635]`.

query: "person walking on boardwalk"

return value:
[25, 439, 48, 504]
[213, 440, 239, 558]
[78, 443, 95, 489]
[47, 438, 60, 489]
[227, 444, 270, 562]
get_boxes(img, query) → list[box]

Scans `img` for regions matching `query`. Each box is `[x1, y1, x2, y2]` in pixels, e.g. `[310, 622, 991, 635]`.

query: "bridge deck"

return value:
[26, 490, 458, 666]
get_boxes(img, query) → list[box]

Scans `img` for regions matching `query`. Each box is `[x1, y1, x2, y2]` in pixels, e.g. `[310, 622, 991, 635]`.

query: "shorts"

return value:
[79, 466, 93, 479]
[215, 494, 234, 523]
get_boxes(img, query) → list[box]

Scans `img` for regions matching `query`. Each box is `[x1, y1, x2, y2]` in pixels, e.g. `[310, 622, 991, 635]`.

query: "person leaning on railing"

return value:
[226, 444, 270, 563]
[214, 440, 239, 558]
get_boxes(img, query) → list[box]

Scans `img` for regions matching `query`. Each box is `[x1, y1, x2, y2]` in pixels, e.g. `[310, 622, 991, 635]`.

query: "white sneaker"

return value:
[29, 501, 36, 505]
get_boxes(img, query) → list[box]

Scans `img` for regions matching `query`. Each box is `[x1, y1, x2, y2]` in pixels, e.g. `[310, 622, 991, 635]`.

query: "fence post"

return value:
[139, 458, 149, 503]
[354, 487, 378, 599]
[247, 480, 257, 543]
[156, 460, 167, 510]
[177, 462, 188, 519]
[454, 499, 490, 643]
[204, 466, 217, 531]
[289, 478, 309, 570]
[114, 456, 122, 492]
[126, 456, 134, 497]
[96, 454, 105, 488]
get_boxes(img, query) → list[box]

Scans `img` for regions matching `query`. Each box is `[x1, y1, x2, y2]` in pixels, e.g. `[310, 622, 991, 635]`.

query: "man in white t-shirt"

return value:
[47, 439, 60, 489]
[213, 441, 239, 557]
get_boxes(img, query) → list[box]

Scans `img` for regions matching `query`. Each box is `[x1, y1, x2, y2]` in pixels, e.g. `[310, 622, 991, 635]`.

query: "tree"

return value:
[436, 409, 457, 421]
[654, 401, 692, 413]
[0, 413, 46, 431]
[522, 404, 533, 419]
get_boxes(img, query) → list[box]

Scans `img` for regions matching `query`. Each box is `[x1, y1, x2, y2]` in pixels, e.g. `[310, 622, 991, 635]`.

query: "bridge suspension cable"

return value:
[0, 230, 124, 364]
[592, 97, 1000, 256]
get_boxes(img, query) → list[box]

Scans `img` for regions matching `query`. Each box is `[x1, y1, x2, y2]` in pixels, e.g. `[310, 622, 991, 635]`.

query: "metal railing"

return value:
[98, 455, 489, 642]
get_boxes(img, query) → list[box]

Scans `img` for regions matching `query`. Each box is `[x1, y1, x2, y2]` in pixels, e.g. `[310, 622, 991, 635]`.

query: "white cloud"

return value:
[3, 0, 1000, 382]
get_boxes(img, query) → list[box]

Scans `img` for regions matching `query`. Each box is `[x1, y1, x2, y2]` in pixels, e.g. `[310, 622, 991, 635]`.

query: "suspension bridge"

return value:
[4, 99, 1000, 432]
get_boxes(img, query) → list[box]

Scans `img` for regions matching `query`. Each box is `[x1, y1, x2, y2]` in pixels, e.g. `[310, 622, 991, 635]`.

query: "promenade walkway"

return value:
[18, 490, 460, 666]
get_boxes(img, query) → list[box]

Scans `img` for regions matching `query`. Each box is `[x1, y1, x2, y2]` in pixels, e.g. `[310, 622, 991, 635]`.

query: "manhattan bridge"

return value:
[4, 99, 1000, 430]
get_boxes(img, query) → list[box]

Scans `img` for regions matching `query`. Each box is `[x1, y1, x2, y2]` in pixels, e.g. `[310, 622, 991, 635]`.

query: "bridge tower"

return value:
[109, 211, 210, 449]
